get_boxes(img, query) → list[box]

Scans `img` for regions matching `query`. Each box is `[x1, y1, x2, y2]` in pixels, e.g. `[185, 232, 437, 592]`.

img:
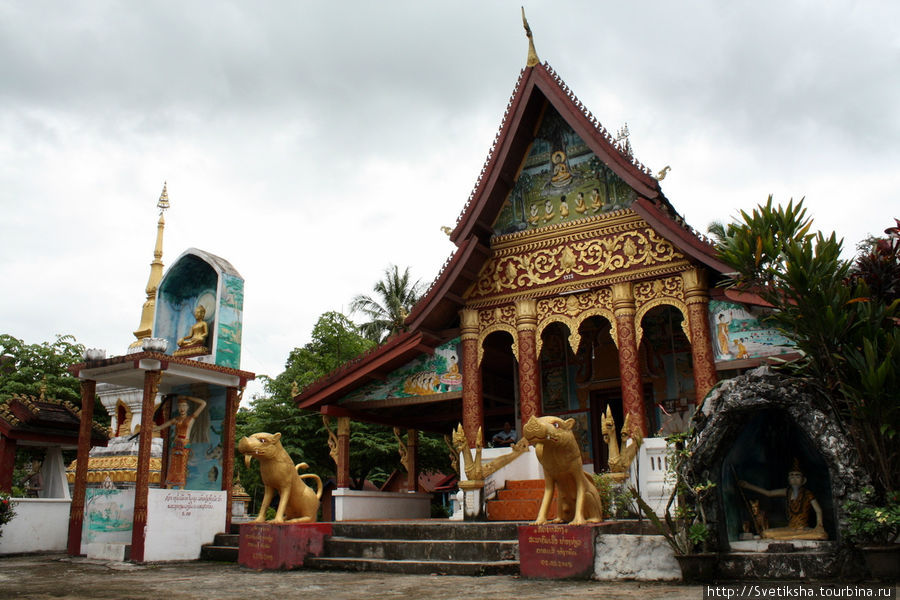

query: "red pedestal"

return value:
[238, 522, 332, 570]
[518, 524, 597, 579]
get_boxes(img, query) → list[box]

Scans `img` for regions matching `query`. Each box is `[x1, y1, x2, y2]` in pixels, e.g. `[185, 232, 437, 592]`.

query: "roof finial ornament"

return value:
[521, 7, 540, 67]
[157, 181, 170, 213]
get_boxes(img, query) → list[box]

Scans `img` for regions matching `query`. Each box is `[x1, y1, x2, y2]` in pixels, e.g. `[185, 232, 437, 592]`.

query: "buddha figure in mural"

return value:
[738, 459, 827, 540]
[550, 150, 572, 187]
[176, 304, 209, 355]
[153, 395, 207, 489]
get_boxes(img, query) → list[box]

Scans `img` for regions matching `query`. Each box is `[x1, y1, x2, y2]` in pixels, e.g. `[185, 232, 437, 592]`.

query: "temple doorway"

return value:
[481, 331, 517, 446]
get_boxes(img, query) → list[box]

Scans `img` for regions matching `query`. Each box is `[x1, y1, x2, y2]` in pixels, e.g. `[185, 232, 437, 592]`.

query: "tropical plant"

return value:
[842, 486, 900, 545]
[350, 265, 423, 343]
[714, 198, 900, 501]
[632, 430, 715, 555]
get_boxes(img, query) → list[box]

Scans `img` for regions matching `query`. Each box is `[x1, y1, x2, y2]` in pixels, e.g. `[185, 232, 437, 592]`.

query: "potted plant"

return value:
[631, 430, 717, 582]
[842, 486, 900, 579]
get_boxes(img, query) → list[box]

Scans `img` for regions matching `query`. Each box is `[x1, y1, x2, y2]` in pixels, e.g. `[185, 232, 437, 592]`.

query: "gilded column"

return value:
[515, 299, 541, 426]
[406, 429, 419, 493]
[131, 370, 160, 562]
[612, 282, 648, 437]
[460, 309, 483, 448]
[222, 387, 239, 530]
[67, 378, 96, 556]
[682, 268, 718, 404]
[336, 416, 351, 489]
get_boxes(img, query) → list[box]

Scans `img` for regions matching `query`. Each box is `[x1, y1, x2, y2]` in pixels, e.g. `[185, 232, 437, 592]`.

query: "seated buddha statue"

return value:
[175, 304, 209, 356]
[738, 460, 827, 540]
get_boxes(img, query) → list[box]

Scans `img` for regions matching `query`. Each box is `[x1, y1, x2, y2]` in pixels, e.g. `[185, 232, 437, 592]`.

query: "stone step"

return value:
[213, 532, 240, 546]
[486, 498, 554, 521]
[328, 521, 519, 541]
[505, 479, 545, 490]
[199, 544, 239, 562]
[324, 537, 518, 562]
[304, 556, 520, 576]
[496, 488, 546, 500]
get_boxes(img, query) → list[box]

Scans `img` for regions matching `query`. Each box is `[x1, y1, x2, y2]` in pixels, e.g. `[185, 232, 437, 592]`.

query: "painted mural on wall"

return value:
[708, 300, 795, 363]
[340, 338, 462, 404]
[82, 488, 135, 544]
[162, 385, 226, 491]
[215, 273, 244, 369]
[492, 106, 637, 236]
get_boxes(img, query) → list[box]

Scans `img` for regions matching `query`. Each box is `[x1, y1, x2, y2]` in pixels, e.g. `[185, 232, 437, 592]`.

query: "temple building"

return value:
[295, 30, 796, 485]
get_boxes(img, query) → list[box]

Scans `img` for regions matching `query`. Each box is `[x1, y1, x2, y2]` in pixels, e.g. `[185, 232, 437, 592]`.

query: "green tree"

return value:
[350, 265, 423, 343]
[235, 311, 451, 511]
[715, 197, 899, 497]
[0, 333, 107, 428]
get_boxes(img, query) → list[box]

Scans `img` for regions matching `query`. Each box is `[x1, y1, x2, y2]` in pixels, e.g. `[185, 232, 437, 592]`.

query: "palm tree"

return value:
[350, 265, 423, 343]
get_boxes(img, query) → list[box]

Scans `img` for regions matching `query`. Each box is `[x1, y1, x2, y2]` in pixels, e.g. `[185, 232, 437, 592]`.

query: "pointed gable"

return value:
[297, 61, 728, 427]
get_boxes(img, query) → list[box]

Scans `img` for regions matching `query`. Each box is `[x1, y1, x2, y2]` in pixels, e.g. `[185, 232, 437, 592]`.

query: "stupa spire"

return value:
[522, 7, 540, 67]
[129, 183, 170, 350]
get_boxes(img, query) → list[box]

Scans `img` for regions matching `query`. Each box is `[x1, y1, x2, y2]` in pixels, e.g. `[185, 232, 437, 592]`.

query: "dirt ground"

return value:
[0, 553, 703, 600]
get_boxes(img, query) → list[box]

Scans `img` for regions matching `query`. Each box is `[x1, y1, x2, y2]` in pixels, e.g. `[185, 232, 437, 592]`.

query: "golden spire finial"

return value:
[157, 181, 170, 213]
[130, 183, 169, 349]
[522, 7, 540, 67]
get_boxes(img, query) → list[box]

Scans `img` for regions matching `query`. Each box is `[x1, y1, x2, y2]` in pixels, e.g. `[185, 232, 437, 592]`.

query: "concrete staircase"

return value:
[486, 479, 555, 521]
[305, 522, 520, 575]
[201, 521, 521, 576]
[200, 529, 240, 562]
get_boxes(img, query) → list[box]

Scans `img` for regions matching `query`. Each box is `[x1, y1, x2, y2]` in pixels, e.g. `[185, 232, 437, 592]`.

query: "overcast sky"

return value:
[2, 1, 898, 404]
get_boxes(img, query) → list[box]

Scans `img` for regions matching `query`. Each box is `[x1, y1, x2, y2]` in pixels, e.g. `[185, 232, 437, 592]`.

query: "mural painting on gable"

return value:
[340, 339, 462, 404]
[492, 106, 637, 236]
[708, 300, 795, 363]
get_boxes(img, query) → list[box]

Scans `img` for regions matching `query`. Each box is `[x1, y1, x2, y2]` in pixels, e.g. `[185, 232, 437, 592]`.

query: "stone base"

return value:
[518, 524, 597, 579]
[594, 534, 680, 581]
[238, 522, 332, 570]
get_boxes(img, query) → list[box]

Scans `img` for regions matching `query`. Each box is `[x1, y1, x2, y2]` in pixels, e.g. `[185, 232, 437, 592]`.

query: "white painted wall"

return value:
[0, 498, 71, 554]
[332, 489, 431, 521]
[632, 437, 673, 516]
[143, 489, 226, 561]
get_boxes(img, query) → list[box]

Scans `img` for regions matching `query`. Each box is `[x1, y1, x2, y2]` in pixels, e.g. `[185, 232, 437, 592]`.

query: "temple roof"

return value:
[295, 60, 729, 427]
[0, 393, 110, 447]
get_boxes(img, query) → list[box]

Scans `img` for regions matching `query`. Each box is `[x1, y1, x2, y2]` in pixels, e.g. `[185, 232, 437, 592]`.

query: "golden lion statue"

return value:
[237, 432, 323, 523]
[523, 416, 602, 526]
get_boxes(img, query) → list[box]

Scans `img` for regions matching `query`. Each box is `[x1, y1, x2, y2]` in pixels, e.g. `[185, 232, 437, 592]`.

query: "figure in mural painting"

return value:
[573, 191, 587, 214]
[735, 338, 750, 359]
[528, 203, 540, 226]
[738, 460, 827, 540]
[716, 313, 732, 357]
[543, 199, 555, 222]
[154, 395, 207, 489]
[559, 195, 570, 219]
[589, 188, 604, 213]
[177, 304, 209, 351]
[550, 150, 573, 187]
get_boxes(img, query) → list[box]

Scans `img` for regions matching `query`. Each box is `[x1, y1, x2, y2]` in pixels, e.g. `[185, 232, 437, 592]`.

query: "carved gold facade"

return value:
[458, 208, 717, 435]
[66, 456, 162, 484]
[465, 211, 690, 307]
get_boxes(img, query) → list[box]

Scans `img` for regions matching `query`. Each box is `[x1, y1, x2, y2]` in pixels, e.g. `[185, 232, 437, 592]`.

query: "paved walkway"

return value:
[0, 553, 702, 600]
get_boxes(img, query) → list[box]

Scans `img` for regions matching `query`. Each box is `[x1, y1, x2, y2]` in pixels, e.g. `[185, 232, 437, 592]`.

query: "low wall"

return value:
[332, 489, 431, 521]
[0, 498, 71, 554]
[593, 533, 680, 581]
[144, 489, 227, 561]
